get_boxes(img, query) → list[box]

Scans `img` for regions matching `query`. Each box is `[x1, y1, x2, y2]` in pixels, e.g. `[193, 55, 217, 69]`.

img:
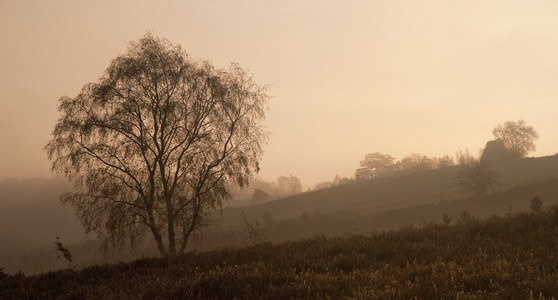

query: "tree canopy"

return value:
[481, 139, 521, 164]
[45, 33, 269, 256]
[355, 152, 395, 181]
[492, 120, 538, 158]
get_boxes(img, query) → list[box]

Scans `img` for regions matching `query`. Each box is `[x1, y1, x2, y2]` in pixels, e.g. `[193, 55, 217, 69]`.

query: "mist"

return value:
[3, 1, 558, 187]
[2, 1, 558, 297]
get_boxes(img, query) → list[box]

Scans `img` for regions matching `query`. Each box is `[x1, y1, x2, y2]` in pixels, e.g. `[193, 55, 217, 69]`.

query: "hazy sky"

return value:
[2, 1, 558, 189]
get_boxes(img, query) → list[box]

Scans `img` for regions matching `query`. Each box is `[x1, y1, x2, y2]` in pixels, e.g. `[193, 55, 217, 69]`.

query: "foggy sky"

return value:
[2, 0, 558, 189]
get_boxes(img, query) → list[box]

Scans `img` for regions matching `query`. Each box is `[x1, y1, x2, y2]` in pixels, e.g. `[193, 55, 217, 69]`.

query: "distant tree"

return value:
[492, 120, 539, 158]
[481, 139, 521, 164]
[250, 189, 269, 205]
[332, 174, 352, 187]
[456, 159, 498, 197]
[399, 153, 436, 172]
[314, 181, 333, 191]
[456, 149, 476, 166]
[355, 152, 395, 181]
[313, 175, 352, 191]
[276, 175, 302, 196]
[436, 155, 454, 169]
[229, 177, 280, 204]
[44, 33, 269, 256]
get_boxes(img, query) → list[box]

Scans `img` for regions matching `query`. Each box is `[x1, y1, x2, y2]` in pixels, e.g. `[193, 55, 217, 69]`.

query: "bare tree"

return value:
[45, 33, 269, 256]
[492, 120, 538, 158]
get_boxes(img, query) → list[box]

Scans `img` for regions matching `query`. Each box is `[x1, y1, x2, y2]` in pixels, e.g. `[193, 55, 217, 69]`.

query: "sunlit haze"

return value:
[2, 0, 558, 189]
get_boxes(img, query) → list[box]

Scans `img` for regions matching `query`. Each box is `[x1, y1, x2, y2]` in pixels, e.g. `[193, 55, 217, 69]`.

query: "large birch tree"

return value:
[45, 33, 269, 256]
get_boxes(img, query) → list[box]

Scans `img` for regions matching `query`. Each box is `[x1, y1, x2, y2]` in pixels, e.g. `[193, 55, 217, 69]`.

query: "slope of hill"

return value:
[3, 209, 558, 299]
[197, 179, 558, 249]
[3, 155, 558, 274]
[218, 155, 558, 230]
[221, 166, 466, 226]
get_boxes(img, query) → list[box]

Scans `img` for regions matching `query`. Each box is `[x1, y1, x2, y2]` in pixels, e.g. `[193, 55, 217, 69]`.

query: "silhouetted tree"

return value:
[481, 139, 521, 165]
[54, 236, 73, 269]
[355, 152, 395, 181]
[45, 33, 269, 256]
[492, 120, 538, 158]
[457, 159, 497, 197]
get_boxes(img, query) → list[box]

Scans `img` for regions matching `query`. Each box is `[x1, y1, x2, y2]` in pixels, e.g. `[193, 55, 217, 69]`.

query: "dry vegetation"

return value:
[2, 208, 558, 299]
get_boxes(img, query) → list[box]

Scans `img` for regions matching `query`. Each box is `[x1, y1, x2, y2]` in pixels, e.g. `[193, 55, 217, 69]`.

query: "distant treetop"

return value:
[492, 120, 538, 158]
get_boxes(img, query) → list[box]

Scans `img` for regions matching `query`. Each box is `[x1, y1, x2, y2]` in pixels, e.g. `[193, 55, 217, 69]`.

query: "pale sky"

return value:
[2, 1, 558, 189]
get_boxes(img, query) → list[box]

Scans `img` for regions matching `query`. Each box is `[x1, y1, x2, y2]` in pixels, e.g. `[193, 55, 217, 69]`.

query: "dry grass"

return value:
[2, 208, 558, 299]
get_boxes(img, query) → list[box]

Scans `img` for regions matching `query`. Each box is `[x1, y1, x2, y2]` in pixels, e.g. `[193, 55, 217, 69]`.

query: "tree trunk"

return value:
[147, 212, 166, 255]
[166, 194, 177, 256]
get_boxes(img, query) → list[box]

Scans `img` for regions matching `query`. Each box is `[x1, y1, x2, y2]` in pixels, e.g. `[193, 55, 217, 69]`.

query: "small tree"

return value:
[55, 236, 73, 269]
[45, 33, 269, 256]
[240, 211, 265, 245]
[492, 120, 538, 158]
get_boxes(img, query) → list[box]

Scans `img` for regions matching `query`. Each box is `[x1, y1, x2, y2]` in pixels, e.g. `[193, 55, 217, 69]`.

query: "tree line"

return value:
[353, 120, 539, 197]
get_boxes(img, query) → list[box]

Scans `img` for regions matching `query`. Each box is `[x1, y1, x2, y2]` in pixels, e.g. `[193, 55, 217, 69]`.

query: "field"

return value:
[2, 208, 558, 299]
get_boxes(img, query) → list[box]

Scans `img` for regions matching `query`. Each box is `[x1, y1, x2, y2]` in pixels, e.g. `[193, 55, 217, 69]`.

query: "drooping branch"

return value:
[45, 33, 269, 256]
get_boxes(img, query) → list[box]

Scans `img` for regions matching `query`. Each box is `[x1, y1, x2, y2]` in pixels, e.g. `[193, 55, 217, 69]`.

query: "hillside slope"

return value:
[3, 155, 558, 274]
[219, 155, 558, 229]
[3, 209, 558, 299]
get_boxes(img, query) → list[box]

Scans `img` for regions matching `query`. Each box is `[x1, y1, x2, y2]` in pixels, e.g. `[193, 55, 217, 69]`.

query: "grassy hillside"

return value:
[3, 208, 558, 299]
[4, 155, 558, 275]
[221, 155, 558, 229]
[196, 179, 558, 250]
[223, 166, 466, 225]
